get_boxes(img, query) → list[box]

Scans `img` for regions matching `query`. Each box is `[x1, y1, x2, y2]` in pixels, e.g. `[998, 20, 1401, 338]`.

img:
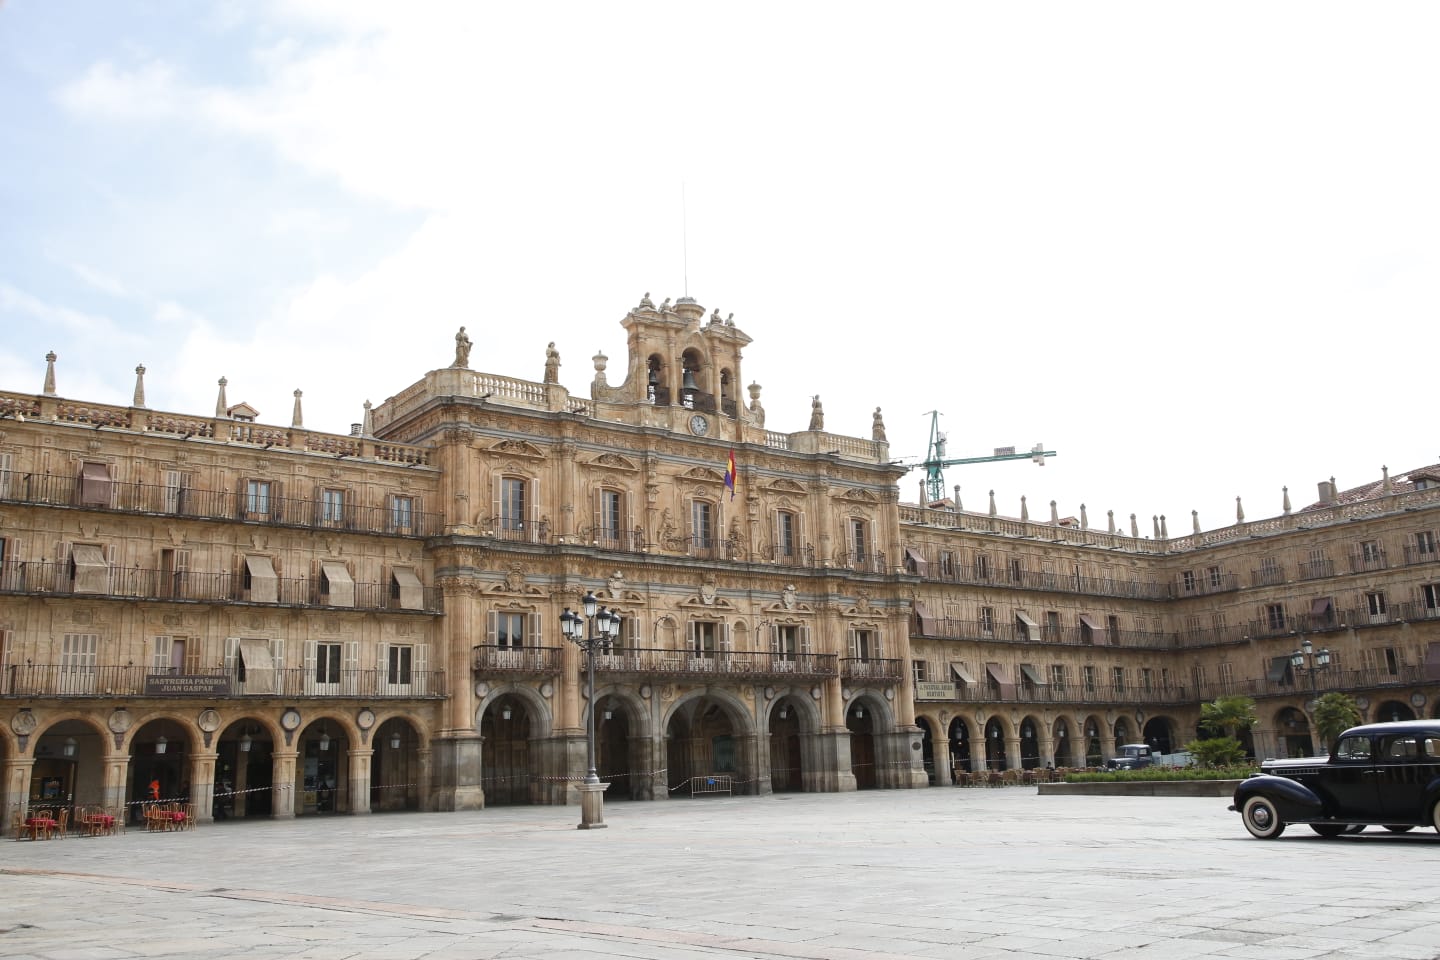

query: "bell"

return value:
[681, 368, 699, 393]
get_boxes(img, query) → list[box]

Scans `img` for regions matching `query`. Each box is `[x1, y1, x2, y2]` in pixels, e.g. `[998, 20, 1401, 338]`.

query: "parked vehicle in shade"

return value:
[1105, 743, 1157, 770]
[1231, 720, 1440, 839]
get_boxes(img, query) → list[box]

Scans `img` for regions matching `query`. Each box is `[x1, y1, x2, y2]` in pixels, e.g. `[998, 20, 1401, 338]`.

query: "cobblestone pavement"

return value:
[4, 788, 1439, 960]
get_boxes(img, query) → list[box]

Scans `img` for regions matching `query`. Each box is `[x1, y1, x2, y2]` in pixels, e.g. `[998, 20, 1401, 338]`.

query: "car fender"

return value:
[1232, 775, 1323, 821]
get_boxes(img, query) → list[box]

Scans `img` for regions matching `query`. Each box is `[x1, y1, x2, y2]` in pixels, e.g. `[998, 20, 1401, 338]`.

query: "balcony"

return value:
[913, 617, 1174, 649]
[834, 551, 888, 575]
[574, 526, 648, 555]
[1175, 572, 1240, 597]
[939, 681, 1193, 706]
[916, 562, 1170, 601]
[1250, 566, 1287, 587]
[1348, 549, 1389, 574]
[473, 645, 563, 675]
[0, 562, 442, 614]
[0, 471, 442, 537]
[1402, 542, 1439, 566]
[0, 664, 446, 699]
[586, 648, 837, 680]
[839, 657, 903, 681]
[1197, 663, 1430, 703]
[1297, 558, 1335, 580]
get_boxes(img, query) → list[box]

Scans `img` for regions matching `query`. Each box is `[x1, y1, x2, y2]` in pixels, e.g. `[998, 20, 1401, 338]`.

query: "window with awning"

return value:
[245, 556, 278, 603]
[392, 566, 424, 610]
[903, 547, 929, 577]
[1266, 655, 1293, 684]
[320, 561, 354, 607]
[950, 662, 976, 684]
[985, 661, 1015, 698]
[70, 544, 109, 594]
[1019, 663, 1046, 686]
[1015, 611, 1039, 641]
[78, 461, 113, 507]
[1079, 613, 1105, 644]
[913, 600, 934, 636]
[1310, 597, 1334, 623]
[237, 638, 277, 694]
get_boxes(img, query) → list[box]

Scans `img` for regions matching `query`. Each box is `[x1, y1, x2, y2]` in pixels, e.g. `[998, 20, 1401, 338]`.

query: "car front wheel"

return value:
[1242, 796, 1286, 839]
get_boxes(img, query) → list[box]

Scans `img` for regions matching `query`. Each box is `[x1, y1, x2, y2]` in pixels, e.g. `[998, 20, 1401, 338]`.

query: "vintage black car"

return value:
[1231, 720, 1440, 839]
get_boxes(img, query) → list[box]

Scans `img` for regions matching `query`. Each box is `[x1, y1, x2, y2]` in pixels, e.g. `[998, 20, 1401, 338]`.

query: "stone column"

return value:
[1099, 732, 1116, 766]
[101, 755, 130, 822]
[347, 746, 373, 814]
[188, 751, 217, 823]
[2, 757, 35, 829]
[930, 734, 951, 785]
[1006, 736, 1022, 771]
[271, 749, 298, 819]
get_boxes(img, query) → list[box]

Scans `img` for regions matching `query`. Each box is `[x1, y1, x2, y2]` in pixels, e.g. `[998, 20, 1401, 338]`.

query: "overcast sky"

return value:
[3, 1, 1437, 535]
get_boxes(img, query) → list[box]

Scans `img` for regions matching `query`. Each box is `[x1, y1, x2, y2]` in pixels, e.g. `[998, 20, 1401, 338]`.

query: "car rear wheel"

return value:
[1383, 825, 1414, 833]
[1242, 796, 1285, 839]
[1310, 823, 1347, 837]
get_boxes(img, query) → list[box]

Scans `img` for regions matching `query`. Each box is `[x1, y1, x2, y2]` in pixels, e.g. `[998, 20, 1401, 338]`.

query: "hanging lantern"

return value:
[155, 735, 168, 755]
[502, 706, 512, 721]
[390, 731, 401, 750]
[319, 728, 330, 752]
[63, 736, 77, 757]
[239, 730, 253, 753]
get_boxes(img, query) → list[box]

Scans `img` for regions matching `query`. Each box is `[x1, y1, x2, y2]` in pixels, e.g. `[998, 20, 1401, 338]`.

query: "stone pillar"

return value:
[930, 734, 951, 785]
[1006, 736, 1022, 771]
[2, 757, 35, 829]
[417, 746, 433, 812]
[271, 749, 298, 819]
[1099, 732, 1116, 766]
[647, 732, 669, 801]
[1039, 735, 1056, 769]
[101, 755, 129, 821]
[576, 781, 608, 829]
[738, 733, 762, 797]
[431, 735, 486, 811]
[347, 746, 373, 814]
[188, 751, 217, 823]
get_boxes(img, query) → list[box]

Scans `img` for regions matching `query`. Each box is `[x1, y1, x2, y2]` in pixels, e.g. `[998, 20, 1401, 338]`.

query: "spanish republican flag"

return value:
[724, 449, 737, 501]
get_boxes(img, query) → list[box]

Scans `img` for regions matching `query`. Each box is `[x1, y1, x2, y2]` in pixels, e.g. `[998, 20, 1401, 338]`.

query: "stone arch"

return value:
[982, 714, 1010, 771]
[948, 715, 974, 773]
[914, 714, 938, 783]
[475, 683, 555, 738]
[663, 686, 756, 736]
[1142, 716, 1175, 755]
[1017, 714, 1043, 769]
[295, 712, 359, 816]
[1052, 716, 1080, 767]
[1080, 714, 1106, 766]
[215, 713, 283, 822]
[1374, 699, 1415, 723]
[664, 687, 756, 796]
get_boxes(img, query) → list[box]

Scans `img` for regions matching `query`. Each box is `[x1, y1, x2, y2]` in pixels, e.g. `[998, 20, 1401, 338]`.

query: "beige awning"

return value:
[903, 547, 929, 577]
[950, 662, 976, 684]
[1015, 611, 1039, 639]
[237, 638, 276, 694]
[1310, 597, 1333, 617]
[985, 661, 1015, 698]
[78, 461, 112, 506]
[913, 600, 934, 636]
[321, 561, 354, 607]
[1019, 663, 1045, 686]
[392, 566, 423, 610]
[1079, 613, 1105, 643]
[71, 544, 108, 593]
[1266, 655, 1293, 683]
[245, 556, 278, 603]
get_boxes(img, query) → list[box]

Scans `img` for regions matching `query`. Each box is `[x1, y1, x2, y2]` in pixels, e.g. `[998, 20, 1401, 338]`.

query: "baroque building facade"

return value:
[1, 294, 1437, 826]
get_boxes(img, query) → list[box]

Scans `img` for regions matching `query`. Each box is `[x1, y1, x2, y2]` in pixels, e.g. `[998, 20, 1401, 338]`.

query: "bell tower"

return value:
[590, 293, 754, 441]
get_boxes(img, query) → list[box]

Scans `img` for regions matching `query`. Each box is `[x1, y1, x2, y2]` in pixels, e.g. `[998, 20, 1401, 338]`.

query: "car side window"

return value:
[1334, 736, 1371, 760]
[1421, 736, 1440, 759]
[1382, 736, 1419, 760]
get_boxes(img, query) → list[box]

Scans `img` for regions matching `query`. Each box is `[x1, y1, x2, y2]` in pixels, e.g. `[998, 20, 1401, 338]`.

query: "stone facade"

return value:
[2, 294, 1437, 826]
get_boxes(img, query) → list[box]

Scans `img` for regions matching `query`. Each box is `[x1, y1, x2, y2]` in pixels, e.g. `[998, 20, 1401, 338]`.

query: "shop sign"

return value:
[143, 675, 233, 696]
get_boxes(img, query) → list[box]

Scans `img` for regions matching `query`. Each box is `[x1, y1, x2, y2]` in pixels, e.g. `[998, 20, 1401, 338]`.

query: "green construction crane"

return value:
[920, 411, 1056, 504]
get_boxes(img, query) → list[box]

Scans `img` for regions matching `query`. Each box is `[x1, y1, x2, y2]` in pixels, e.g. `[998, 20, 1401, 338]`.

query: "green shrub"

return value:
[1185, 736, 1249, 768]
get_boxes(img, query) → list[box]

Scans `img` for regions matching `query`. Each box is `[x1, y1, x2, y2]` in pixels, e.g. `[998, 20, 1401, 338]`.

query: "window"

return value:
[151, 635, 199, 675]
[496, 612, 525, 650]
[691, 621, 719, 658]
[60, 633, 99, 695]
[850, 519, 868, 564]
[1111, 666, 1125, 693]
[388, 645, 414, 685]
[1009, 558, 1024, 583]
[1049, 664, 1067, 691]
[979, 606, 995, 636]
[776, 624, 800, 660]
[849, 627, 877, 660]
[499, 477, 527, 533]
[163, 470, 188, 515]
[1218, 661, 1233, 685]
[974, 553, 990, 580]
[321, 488, 345, 525]
[1106, 615, 1120, 645]
[316, 642, 343, 685]
[0, 451, 11, 498]
[691, 499, 715, 550]
[1383, 647, 1401, 675]
[1082, 665, 1097, 694]
[78, 461, 113, 507]
[1418, 531, 1437, 556]
[1367, 591, 1387, 621]
[1161, 668, 1171, 690]
[1141, 667, 1153, 692]
[1182, 570, 1196, 593]
[1192, 664, 1207, 689]
[1044, 611, 1061, 642]
[390, 495, 414, 532]
[1361, 540, 1383, 563]
[940, 551, 954, 577]
[245, 479, 271, 517]
[1258, 556, 1282, 584]
[1423, 583, 1440, 613]
[1265, 603, 1286, 632]
[912, 660, 926, 684]
[599, 489, 623, 542]
[1207, 566, 1223, 588]
[775, 510, 798, 560]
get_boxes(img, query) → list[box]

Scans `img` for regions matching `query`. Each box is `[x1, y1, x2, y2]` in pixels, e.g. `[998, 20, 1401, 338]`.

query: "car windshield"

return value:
[1334, 735, 1371, 760]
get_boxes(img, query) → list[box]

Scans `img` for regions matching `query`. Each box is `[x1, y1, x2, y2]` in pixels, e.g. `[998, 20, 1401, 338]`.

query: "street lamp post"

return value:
[1290, 637, 1332, 701]
[560, 591, 621, 828]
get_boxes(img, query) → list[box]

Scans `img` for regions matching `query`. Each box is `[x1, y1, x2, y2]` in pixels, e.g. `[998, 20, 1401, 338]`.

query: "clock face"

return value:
[689, 414, 709, 436]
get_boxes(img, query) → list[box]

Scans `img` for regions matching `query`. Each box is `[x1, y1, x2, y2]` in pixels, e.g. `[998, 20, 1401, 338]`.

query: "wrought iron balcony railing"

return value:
[586, 648, 838, 680]
[0, 664, 446, 699]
